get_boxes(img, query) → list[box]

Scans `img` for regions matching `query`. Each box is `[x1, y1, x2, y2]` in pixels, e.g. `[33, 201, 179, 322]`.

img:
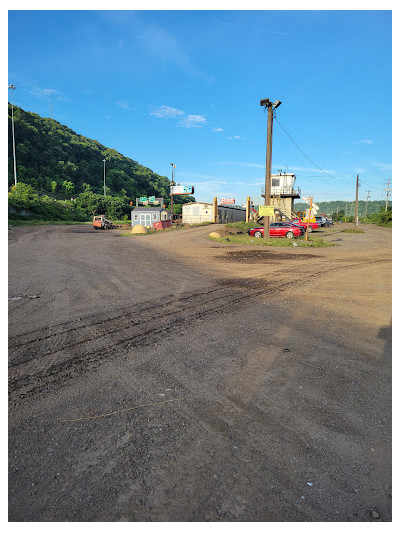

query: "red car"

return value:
[248, 222, 302, 239]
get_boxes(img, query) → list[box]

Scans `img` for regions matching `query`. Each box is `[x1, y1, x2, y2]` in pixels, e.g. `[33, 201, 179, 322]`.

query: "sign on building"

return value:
[220, 198, 235, 205]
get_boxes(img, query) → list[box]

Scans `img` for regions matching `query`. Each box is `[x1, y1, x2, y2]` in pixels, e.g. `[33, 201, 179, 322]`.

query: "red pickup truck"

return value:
[291, 218, 319, 233]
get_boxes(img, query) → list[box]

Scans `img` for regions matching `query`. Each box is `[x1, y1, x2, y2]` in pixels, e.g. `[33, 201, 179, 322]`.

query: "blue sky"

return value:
[8, 7, 392, 205]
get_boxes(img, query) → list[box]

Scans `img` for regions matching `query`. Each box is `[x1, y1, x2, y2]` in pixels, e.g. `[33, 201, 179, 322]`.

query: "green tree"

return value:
[63, 180, 74, 195]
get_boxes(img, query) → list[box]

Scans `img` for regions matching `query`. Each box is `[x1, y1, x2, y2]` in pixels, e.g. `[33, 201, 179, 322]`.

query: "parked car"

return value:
[274, 221, 306, 235]
[248, 223, 302, 239]
[315, 216, 334, 227]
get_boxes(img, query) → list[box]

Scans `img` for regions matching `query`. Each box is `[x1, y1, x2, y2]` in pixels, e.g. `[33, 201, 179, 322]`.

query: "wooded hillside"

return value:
[294, 199, 391, 216]
[8, 104, 172, 200]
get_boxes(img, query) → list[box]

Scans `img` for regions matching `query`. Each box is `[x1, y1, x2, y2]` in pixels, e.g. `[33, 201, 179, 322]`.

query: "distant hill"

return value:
[7, 104, 173, 201]
[293, 200, 391, 216]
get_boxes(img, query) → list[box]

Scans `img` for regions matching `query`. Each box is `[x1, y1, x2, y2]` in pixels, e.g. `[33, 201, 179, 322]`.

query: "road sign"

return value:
[171, 185, 194, 194]
[140, 196, 147, 202]
[259, 205, 274, 216]
[220, 198, 235, 204]
[149, 196, 156, 202]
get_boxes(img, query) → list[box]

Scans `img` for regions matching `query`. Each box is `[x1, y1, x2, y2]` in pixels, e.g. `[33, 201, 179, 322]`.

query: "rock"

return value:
[370, 510, 380, 519]
[209, 232, 222, 238]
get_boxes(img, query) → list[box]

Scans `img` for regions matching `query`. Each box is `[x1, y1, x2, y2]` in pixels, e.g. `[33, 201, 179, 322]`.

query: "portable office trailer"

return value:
[182, 203, 213, 224]
[131, 206, 170, 227]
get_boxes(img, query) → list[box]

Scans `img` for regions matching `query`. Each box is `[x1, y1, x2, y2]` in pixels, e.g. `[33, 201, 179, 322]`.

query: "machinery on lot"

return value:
[290, 217, 319, 233]
[93, 215, 113, 230]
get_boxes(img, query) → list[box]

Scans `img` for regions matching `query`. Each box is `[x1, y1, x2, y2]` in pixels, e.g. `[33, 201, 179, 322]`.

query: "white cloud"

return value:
[178, 114, 207, 128]
[115, 100, 129, 109]
[373, 162, 392, 171]
[212, 127, 224, 132]
[150, 105, 185, 119]
[353, 139, 374, 145]
[227, 135, 245, 140]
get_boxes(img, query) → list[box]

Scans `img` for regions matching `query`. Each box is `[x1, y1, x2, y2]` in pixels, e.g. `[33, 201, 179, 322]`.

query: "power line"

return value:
[274, 116, 346, 183]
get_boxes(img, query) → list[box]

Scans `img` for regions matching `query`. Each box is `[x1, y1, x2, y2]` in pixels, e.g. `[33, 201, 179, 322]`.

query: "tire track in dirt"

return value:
[8, 256, 389, 401]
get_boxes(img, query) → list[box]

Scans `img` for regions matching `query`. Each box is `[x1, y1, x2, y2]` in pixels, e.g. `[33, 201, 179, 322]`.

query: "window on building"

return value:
[272, 179, 280, 187]
[153, 213, 157, 220]
[134, 214, 138, 221]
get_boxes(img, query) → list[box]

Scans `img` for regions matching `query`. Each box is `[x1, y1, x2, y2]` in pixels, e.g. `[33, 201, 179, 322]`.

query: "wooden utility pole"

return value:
[246, 196, 250, 222]
[364, 191, 371, 222]
[354, 174, 359, 228]
[344, 202, 347, 222]
[264, 103, 273, 239]
[385, 178, 391, 212]
[260, 98, 281, 239]
[305, 196, 313, 242]
[213, 197, 218, 223]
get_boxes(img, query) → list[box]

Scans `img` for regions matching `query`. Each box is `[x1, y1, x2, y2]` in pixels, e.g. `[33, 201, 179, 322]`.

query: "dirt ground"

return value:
[8, 222, 392, 522]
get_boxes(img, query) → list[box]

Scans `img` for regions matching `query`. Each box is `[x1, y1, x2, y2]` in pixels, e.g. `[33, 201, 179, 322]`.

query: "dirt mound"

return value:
[131, 225, 147, 234]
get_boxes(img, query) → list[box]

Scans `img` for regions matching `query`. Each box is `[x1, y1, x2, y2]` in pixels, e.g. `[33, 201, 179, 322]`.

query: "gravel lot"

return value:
[8, 222, 392, 522]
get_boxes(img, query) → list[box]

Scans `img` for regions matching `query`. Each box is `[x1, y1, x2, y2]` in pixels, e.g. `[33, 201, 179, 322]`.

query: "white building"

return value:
[182, 203, 214, 224]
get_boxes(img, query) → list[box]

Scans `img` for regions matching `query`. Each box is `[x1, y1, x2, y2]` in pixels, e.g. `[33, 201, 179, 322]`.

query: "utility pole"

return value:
[385, 178, 391, 212]
[103, 159, 107, 197]
[305, 196, 313, 242]
[354, 174, 359, 228]
[364, 191, 371, 222]
[170, 163, 176, 222]
[8, 84, 17, 187]
[246, 196, 250, 223]
[260, 98, 281, 239]
[344, 202, 347, 222]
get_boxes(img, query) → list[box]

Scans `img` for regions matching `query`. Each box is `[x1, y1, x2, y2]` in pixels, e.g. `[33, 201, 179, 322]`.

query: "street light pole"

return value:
[170, 163, 175, 222]
[102, 159, 106, 197]
[8, 84, 17, 187]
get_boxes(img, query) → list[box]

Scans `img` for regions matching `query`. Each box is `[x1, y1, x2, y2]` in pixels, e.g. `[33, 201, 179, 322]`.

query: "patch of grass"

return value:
[208, 234, 336, 247]
[8, 219, 91, 227]
[226, 221, 256, 233]
[341, 228, 365, 234]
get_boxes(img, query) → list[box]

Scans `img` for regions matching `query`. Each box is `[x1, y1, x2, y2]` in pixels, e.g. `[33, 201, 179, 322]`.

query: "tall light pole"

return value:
[8, 84, 17, 187]
[260, 98, 281, 239]
[170, 163, 175, 222]
[102, 159, 106, 197]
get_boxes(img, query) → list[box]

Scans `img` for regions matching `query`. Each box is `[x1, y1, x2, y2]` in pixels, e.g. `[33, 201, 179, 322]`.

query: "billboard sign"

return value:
[171, 185, 194, 195]
[220, 198, 235, 205]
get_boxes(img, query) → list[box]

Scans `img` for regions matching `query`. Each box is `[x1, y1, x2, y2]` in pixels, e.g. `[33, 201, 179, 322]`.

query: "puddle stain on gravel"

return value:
[217, 250, 320, 263]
